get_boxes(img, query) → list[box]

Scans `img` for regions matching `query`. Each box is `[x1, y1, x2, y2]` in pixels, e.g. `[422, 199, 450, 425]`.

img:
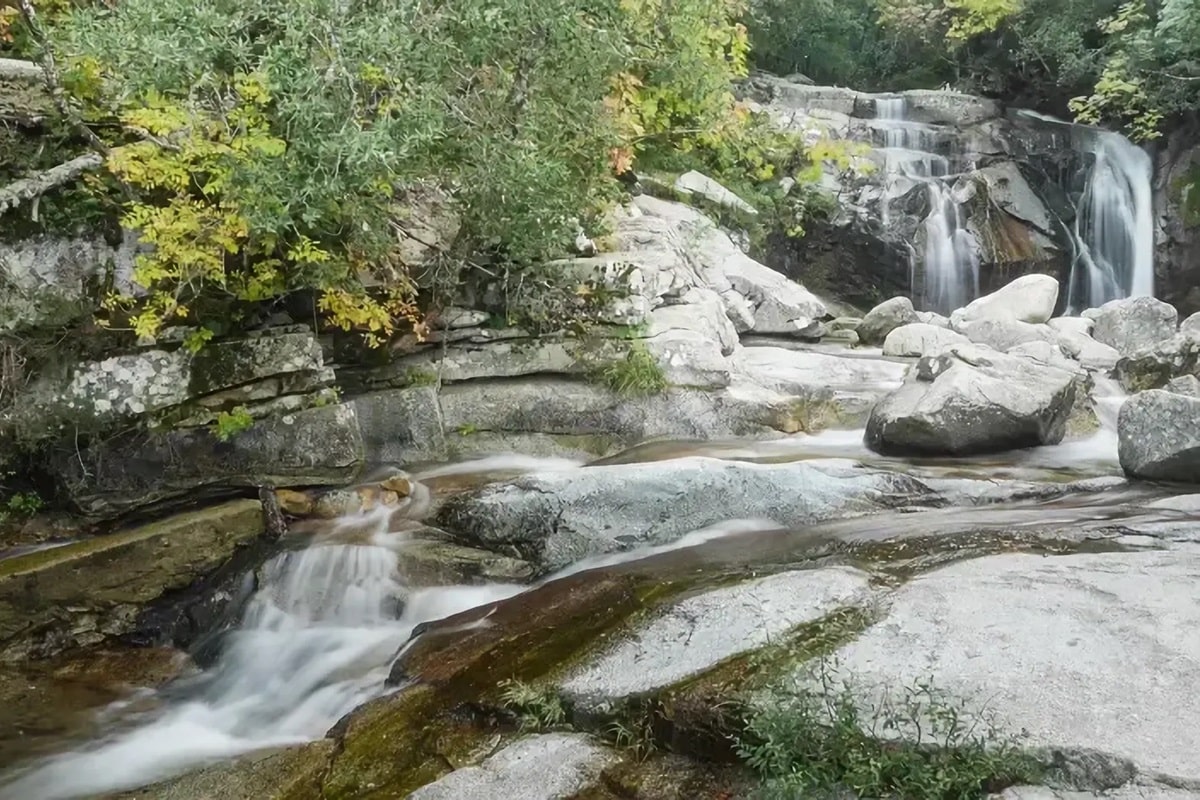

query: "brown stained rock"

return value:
[0, 646, 191, 767]
[390, 572, 668, 691]
[380, 475, 413, 497]
[275, 489, 315, 517]
[0, 500, 266, 661]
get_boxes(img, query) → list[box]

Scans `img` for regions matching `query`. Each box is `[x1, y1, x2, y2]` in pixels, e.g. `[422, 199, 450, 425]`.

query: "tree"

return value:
[4, 0, 785, 344]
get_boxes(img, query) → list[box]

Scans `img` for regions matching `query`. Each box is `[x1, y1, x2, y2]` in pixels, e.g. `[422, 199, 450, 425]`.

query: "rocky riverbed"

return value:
[3, 82, 1200, 796]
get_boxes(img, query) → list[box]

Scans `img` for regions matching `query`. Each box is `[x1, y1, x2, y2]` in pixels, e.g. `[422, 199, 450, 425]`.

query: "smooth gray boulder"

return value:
[1113, 333, 1200, 392]
[1165, 375, 1200, 398]
[1047, 316, 1095, 337]
[407, 734, 615, 800]
[1118, 390, 1200, 483]
[437, 457, 935, 569]
[1007, 340, 1079, 373]
[822, 550, 1200, 784]
[865, 344, 1082, 456]
[956, 318, 1060, 352]
[560, 567, 874, 712]
[1182, 311, 1200, 336]
[859, 297, 918, 345]
[882, 323, 968, 357]
[950, 273, 1060, 327]
[1084, 297, 1178, 357]
[674, 170, 758, 215]
[1055, 331, 1121, 371]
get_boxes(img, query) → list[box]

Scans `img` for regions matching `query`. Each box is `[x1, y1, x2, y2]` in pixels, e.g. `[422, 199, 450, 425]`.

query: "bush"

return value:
[16, 0, 786, 347]
[592, 341, 668, 396]
[737, 659, 1043, 799]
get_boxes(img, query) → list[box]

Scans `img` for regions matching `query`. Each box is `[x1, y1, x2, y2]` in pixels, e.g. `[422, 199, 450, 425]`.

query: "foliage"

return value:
[497, 679, 567, 732]
[737, 659, 1043, 799]
[4, 491, 44, 517]
[21, 0, 788, 347]
[213, 406, 254, 442]
[606, 713, 658, 762]
[591, 341, 668, 396]
[1067, 0, 1200, 141]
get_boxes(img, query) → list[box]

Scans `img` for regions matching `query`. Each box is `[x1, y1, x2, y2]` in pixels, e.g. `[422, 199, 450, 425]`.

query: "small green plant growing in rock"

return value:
[498, 679, 566, 732]
[402, 368, 439, 388]
[213, 406, 255, 441]
[0, 491, 45, 523]
[606, 712, 658, 763]
[456, 422, 479, 436]
[737, 658, 1042, 799]
[593, 342, 667, 397]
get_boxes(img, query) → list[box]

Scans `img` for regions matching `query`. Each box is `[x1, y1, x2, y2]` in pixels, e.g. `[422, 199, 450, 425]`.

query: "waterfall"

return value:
[1066, 129, 1155, 311]
[0, 520, 522, 800]
[873, 97, 980, 314]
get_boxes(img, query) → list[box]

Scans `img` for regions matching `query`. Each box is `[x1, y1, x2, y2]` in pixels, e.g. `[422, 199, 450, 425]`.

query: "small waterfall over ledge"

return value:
[0, 508, 523, 800]
[873, 97, 980, 314]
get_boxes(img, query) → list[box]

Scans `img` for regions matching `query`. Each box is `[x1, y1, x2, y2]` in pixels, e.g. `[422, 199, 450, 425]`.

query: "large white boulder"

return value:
[881, 322, 969, 357]
[949, 274, 1060, 328]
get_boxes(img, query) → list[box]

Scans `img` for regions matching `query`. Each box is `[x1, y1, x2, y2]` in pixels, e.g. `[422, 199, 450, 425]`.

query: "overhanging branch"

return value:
[0, 153, 103, 215]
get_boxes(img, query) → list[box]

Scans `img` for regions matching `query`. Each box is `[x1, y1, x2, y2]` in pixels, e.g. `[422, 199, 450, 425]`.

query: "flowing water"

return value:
[1012, 109, 1155, 312]
[0, 508, 522, 800]
[873, 97, 979, 314]
[1067, 129, 1156, 310]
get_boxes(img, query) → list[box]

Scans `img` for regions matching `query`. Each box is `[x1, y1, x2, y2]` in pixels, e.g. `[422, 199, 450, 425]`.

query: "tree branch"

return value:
[0, 153, 103, 215]
[15, 0, 110, 156]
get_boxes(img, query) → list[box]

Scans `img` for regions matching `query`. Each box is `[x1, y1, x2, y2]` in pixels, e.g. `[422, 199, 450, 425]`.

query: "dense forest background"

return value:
[1, 0, 1198, 346]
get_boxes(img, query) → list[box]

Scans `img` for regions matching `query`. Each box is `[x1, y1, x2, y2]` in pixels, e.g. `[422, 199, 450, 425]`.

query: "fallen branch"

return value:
[0, 152, 103, 215]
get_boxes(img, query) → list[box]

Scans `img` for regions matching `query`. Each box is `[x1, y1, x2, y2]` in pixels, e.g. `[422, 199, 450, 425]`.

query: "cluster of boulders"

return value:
[845, 274, 1199, 480]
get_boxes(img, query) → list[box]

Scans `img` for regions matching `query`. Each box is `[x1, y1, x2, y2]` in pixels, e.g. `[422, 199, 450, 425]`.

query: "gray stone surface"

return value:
[827, 550, 1200, 782]
[859, 297, 919, 345]
[674, 170, 758, 215]
[1166, 375, 1200, 398]
[957, 318, 1060, 352]
[354, 386, 447, 465]
[437, 457, 935, 569]
[950, 274, 1060, 327]
[996, 786, 1200, 799]
[1182, 311, 1200, 336]
[1056, 331, 1121, 371]
[407, 733, 615, 800]
[560, 567, 873, 711]
[1118, 390, 1200, 483]
[865, 343, 1082, 456]
[51, 403, 365, 516]
[1114, 333, 1200, 392]
[1048, 316, 1095, 337]
[1084, 297, 1179, 357]
[882, 322, 969, 357]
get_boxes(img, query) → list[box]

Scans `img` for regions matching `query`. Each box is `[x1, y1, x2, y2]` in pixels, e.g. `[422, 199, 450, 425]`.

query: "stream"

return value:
[0, 394, 1186, 799]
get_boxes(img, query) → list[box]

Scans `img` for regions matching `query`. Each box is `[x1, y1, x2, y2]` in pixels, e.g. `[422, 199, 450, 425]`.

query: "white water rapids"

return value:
[0, 509, 524, 800]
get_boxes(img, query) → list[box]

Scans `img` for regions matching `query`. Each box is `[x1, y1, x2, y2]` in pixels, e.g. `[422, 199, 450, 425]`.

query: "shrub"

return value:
[737, 659, 1043, 799]
[593, 341, 668, 396]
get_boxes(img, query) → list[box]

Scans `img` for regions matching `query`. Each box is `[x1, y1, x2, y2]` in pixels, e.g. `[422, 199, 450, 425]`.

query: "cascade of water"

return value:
[0, 515, 522, 800]
[1066, 130, 1155, 311]
[872, 97, 979, 314]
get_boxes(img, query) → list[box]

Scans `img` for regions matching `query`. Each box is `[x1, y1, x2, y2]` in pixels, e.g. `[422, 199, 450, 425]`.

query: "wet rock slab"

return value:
[823, 550, 1200, 783]
[0, 500, 265, 660]
[560, 567, 874, 713]
[407, 733, 615, 799]
[437, 457, 934, 570]
[107, 741, 334, 799]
